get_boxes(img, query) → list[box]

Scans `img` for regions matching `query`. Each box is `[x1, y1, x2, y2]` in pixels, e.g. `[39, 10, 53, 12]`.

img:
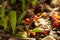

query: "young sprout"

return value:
[1, 3, 8, 31]
[33, 15, 38, 22]
[9, 10, 16, 35]
[28, 0, 38, 6]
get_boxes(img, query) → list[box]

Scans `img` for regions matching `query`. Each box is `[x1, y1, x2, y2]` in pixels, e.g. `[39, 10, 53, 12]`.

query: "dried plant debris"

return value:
[42, 36, 56, 40]
[0, 0, 60, 40]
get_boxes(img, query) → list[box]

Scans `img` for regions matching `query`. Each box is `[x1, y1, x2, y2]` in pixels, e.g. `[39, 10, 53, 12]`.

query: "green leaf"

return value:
[9, 10, 16, 35]
[0, 20, 2, 26]
[16, 33, 27, 38]
[29, 0, 38, 6]
[17, 12, 25, 24]
[1, 3, 8, 31]
[27, 32, 30, 37]
[1, 3, 5, 17]
[16, 33, 23, 38]
[1, 16, 8, 31]
[17, 0, 26, 24]
[32, 28, 44, 32]
[22, 0, 25, 12]
[11, 0, 16, 4]
[2, 16, 8, 31]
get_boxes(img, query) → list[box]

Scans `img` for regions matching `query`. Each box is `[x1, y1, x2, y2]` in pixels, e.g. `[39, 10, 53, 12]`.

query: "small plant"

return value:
[1, 3, 8, 31]
[17, 0, 26, 24]
[8, 10, 16, 35]
[28, 0, 38, 6]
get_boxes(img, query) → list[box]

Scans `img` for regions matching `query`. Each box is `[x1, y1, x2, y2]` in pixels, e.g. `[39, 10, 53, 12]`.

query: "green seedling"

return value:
[9, 10, 16, 35]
